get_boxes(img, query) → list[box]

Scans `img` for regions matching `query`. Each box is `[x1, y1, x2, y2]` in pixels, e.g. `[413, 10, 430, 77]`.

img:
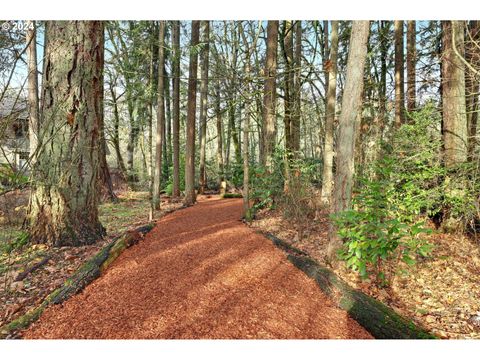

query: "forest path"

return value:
[22, 196, 372, 339]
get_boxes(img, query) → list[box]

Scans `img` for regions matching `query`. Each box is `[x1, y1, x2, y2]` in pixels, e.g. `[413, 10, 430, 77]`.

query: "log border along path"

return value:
[23, 196, 373, 339]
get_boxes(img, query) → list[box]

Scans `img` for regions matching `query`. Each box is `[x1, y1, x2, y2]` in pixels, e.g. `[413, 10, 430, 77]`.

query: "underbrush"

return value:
[250, 105, 480, 286]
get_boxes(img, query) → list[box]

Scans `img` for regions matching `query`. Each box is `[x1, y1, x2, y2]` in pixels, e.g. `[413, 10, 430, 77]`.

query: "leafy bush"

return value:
[250, 148, 286, 211]
[388, 104, 445, 223]
[441, 162, 480, 234]
[333, 106, 442, 282]
[332, 158, 433, 283]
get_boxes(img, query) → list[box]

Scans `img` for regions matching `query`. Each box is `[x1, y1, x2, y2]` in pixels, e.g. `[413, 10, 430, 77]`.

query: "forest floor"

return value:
[22, 196, 372, 339]
[251, 206, 480, 339]
[0, 190, 183, 329]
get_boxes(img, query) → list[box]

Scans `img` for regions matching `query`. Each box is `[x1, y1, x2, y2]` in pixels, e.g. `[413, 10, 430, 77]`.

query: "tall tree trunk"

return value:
[96, 27, 116, 203]
[165, 63, 172, 180]
[28, 21, 105, 247]
[466, 20, 480, 159]
[292, 20, 302, 154]
[98, 105, 117, 202]
[262, 21, 279, 169]
[282, 21, 295, 154]
[26, 20, 39, 166]
[242, 44, 252, 220]
[126, 101, 139, 183]
[184, 21, 200, 206]
[147, 42, 155, 220]
[320, 21, 339, 206]
[394, 20, 405, 127]
[328, 21, 370, 261]
[378, 21, 389, 141]
[228, 100, 241, 166]
[198, 21, 210, 195]
[227, 24, 241, 168]
[406, 21, 416, 113]
[442, 21, 468, 167]
[172, 21, 181, 198]
[109, 81, 127, 176]
[153, 21, 166, 210]
[239, 22, 258, 221]
[215, 82, 225, 194]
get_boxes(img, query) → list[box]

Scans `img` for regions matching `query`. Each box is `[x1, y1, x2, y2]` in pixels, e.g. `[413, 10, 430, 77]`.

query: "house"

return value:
[0, 96, 30, 172]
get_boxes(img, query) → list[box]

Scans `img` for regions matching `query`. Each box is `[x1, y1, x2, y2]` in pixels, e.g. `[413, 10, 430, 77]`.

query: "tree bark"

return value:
[28, 21, 105, 247]
[442, 21, 468, 167]
[109, 80, 127, 176]
[98, 82, 117, 203]
[153, 21, 166, 210]
[164, 61, 172, 180]
[262, 21, 279, 169]
[184, 21, 200, 206]
[172, 21, 181, 198]
[282, 21, 295, 154]
[292, 20, 302, 154]
[328, 21, 370, 260]
[466, 21, 480, 160]
[378, 21, 389, 142]
[26, 20, 39, 166]
[215, 82, 225, 194]
[239, 22, 257, 221]
[320, 21, 339, 206]
[406, 21, 416, 113]
[198, 21, 210, 195]
[394, 20, 405, 127]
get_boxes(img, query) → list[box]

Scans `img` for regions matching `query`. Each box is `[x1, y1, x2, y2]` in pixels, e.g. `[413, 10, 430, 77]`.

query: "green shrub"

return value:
[250, 148, 286, 211]
[332, 161, 433, 282]
[388, 104, 445, 223]
[332, 106, 443, 282]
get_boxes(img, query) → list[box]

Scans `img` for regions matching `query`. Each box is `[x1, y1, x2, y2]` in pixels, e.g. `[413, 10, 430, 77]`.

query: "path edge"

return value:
[0, 207, 180, 339]
[258, 230, 437, 339]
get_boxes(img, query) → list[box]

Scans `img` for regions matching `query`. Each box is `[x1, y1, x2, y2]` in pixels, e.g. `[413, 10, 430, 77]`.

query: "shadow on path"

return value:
[23, 196, 373, 339]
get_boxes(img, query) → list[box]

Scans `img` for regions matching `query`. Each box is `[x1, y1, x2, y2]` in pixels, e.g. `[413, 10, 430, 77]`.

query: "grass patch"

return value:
[222, 193, 243, 199]
[99, 191, 151, 236]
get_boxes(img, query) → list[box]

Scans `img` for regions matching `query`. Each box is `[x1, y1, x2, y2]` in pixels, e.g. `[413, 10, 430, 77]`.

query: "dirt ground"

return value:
[22, 196, 372, 339]
[251, 206, 480, 339]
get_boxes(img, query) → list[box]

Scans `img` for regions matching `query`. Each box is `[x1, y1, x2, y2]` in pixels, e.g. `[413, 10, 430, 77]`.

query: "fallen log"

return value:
[0, 222, 155, 339]
[264, 232, 436, 339]
[15, 255, 52, 282]
[259, 231, 308, 257]
[222, 193, 243, 199]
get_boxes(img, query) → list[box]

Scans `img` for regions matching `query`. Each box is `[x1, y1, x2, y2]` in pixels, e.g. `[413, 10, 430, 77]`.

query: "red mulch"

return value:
[22, 196, 372, 339]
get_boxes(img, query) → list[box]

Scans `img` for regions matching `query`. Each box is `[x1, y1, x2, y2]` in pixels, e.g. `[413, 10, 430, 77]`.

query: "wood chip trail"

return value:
[23, 197, 372, 339]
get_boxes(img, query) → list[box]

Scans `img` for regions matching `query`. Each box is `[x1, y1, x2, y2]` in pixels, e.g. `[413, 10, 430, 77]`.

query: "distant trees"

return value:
[328, 21, 370, 260]
[2, 19, 474, 254]
[28, 21, 105, 246]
